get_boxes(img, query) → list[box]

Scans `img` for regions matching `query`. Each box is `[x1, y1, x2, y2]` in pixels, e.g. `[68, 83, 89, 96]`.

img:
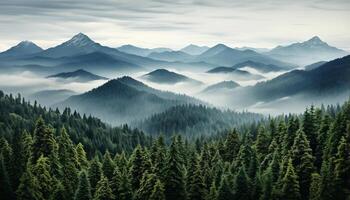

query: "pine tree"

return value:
[224, 129, 240, 161]
[188, 154, 207, 200]
[93, 176, 114, 200]
[260, 168, 273, 200]
[32, 155, 54, 200]
[151, 136, 167, 181]
[102, 151, 116, 181]
[31, 117, 56, 163]
[334, 136, 350, 199]
[255, 125, 270, 161]
[150, 179, 166, 200]
[217, 175, 234, 200]
[52, 181, 68, 200]
[302, 107, 318, 154]
[291, 129, 314, 200]
[76, 143, 89, 170]
[308, 173, 321, 200]
[164, 137, 186, 200]
[207, 181, 218, 200]
[135, 172, 158, 200]
[58, 127, 79, 198]
[0, 154, 14, 200]
[280, 159, 301, 200]
[75, 170, 92, 200]
[233, 167, 252, 200]
[130, 145, 146, 191]
[88, 157, 103, 195]
[16, 164, 41, 200]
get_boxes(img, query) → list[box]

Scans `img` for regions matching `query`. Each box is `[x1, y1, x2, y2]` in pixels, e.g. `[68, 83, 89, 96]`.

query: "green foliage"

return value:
[1, 91, 350, 200]
[93, 176, 114, 200]
[164, 137, 187, 200]
[150, 179, 166, 200]
[75, 170, 92, 200]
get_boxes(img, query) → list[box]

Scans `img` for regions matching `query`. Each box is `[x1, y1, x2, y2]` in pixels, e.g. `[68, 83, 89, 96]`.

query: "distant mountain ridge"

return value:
[201, 81, 240, 93]
[180, 44, 210, 55]
[142, 69, 201, 84]
[47, 69, 108, 82]
[267, 36, 349, 65]
[117, 44, 172, 57]
[0, 41, 43, 57]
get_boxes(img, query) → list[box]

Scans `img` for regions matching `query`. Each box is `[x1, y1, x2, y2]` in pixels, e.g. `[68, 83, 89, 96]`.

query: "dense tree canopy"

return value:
[0, 91, 349, 199]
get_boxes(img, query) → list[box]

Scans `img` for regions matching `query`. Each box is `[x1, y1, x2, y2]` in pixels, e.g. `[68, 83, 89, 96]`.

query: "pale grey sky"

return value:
[0, 0, 349, 51]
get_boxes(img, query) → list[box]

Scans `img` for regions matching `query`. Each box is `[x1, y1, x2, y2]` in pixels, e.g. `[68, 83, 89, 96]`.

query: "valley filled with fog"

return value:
[0, 33, 349, 125]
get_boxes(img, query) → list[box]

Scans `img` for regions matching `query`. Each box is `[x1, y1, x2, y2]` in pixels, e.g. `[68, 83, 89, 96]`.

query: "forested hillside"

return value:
[136, 104, 262, 138]
[0, 91, 151, 156]
[0, 89, 349, 200]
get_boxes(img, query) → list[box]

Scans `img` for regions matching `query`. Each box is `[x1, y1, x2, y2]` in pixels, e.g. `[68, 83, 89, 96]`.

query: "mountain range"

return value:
[201, 81, 240, 94]
[223, 55, 350, 112]
[267, 36, 349, 66]
[179, 44, 210, 55]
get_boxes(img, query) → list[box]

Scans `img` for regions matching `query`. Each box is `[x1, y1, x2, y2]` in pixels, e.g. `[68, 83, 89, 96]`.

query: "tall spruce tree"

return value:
[0, 154, 14, 200]
[291, 129, 314, 200]
[31, 117, 56, 163]
[150, 179, 166, 200]
[334, 136, 350, 199]
[217, 175, 234, 200]
[164, 137, 186, 200]
[75, 170, 92, 200]
[308, 173, 321, 200]
[224, 129, 240, 161]
[233, 167, 252, 200]
[188, 154, 207, 200]
[93, 176, 114, 200]
[88, 157, 103, 195]
[280, 159, 301, 200]
[102, 151, 116, 181]
[58, 127, 79, 198]
[32, 155, 54, 200]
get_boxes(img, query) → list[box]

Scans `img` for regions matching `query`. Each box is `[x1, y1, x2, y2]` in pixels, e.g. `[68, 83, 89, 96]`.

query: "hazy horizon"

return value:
[0, 0, 349, 51]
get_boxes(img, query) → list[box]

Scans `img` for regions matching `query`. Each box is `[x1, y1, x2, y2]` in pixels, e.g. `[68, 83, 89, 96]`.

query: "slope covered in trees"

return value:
[0, 91, 151, 156]
[1, 88, 349, 199]
[136, 104, 262, 138]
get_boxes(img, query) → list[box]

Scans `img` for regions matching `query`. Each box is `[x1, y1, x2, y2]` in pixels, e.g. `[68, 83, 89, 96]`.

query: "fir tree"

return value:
[233, 167, 252, 200]
[75, 170, 92, 200]
[224, 129, 240, 161]
[93, 176, 114, 200]
[164, 137, 186, 200]
[16, 164, 41, 200]
[31, 117, 56, 163]
[291, 129, 314, 200]
[0, 154, 14, 200]
[308, 173, 321, 200]
[150, 179, 166, 200]
[32, 155, 54, 200]
[207, 182, 218, 200]
[58, 127, 79, 198]
[334, 136, 350, 199]
[88, 157, 103, 195]
[217, 175, 234, 200]
[76, 143, 89, 170]
[135, 172, 158, 200]
[102, 151, 116, 181]
[188, 154, 207, 200]
[280, 159, 301, 200]
[130, 145, 146, 191]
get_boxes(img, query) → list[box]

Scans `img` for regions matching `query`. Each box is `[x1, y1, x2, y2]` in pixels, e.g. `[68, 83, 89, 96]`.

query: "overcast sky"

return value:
[0, 0, 349, 51]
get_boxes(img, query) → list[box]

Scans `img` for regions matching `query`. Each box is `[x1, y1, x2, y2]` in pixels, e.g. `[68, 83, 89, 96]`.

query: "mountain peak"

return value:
[65, 33, 96, 47]
[0, 40, 43, 56]
[305, 36, 326, 45]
